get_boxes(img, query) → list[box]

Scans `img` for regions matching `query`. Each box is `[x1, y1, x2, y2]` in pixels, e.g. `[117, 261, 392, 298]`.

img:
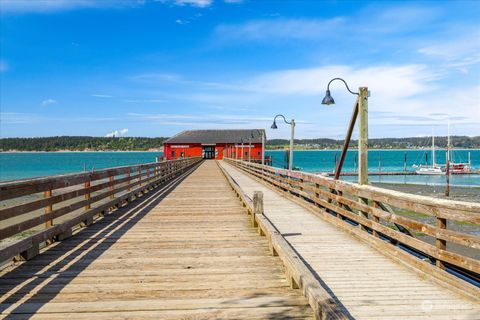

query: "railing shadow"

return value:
[0, 162, 200, 318]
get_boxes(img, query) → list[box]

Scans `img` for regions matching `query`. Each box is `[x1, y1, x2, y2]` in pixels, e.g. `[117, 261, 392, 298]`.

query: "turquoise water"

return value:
[0, 150, 479, 187]
[266, 149, 480, 187]
[0, 152, 163, 181]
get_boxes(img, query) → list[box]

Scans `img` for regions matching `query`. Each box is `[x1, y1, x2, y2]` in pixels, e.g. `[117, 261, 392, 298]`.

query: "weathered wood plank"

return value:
[220, 159, 480, 319]
[0, 161, 313, 320]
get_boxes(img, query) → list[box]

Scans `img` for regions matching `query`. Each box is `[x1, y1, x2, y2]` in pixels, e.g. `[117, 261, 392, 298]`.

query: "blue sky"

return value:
[0, 0, 479, 139]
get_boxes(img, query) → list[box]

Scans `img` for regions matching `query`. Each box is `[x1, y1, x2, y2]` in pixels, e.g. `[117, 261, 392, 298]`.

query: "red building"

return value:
[163, 129, 265, 161]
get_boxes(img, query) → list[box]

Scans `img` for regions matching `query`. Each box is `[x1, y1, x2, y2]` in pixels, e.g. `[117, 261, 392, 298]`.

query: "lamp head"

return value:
[271, 120, 278, 129]
[321, 89, 335, 105]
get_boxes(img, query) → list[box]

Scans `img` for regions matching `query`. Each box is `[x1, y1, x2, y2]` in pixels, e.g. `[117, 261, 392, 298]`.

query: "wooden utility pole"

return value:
[358, 87, 369, 228]
[358, 87, 369, 185]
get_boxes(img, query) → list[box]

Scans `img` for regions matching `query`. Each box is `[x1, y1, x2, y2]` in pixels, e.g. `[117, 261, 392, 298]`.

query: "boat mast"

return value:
[447, 122, 451, 161]
[432, 129, 435, 166]
[447, 121, 451, 161]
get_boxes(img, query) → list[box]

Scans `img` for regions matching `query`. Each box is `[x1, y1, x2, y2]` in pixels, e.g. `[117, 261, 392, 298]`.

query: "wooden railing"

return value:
[216, 161, 349, 319]
[223, 158, 480, 293]
[0, 157, 202, 263]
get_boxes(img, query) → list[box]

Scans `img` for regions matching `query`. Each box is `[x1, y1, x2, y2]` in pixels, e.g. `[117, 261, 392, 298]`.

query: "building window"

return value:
[258, 151, 261, 156]
[171, 150, 175, 157]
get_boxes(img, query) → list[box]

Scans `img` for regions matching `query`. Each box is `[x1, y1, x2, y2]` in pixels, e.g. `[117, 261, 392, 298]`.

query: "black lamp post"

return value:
[322, 78, 369, 185]
[271, 114, 295, 171]
[321, 78, 359, 106]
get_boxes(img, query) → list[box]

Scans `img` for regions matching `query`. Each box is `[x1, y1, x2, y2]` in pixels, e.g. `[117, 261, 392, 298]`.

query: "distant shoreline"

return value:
[266, 148, 480, 151]
[1, 150, 163, 153]
[2, 148, 480, 153]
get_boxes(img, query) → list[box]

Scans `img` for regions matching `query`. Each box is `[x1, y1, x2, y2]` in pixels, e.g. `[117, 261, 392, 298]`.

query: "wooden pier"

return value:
[319, 171, 478, 176]
[1, 157, 479, 319]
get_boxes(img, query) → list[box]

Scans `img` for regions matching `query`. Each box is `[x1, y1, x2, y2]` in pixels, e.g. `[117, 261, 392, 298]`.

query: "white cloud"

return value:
[418, 32, 480, 73]
[0, 0, 140, 14]
[127, 113, 310, 132]
[154, 0, 212, 7]
[105, 128, 129, 138]
[243, 64, 440, 102]
[173, 0, 212, 7]
[91, 94, 113, 98]
[215, 18, 345, 41]
[127, 63, 478, 138]
[0, 60, 8, 72]
[123, 99, 166, 103]
[41, 99, 57, 106]
[1, 0, 212, 14]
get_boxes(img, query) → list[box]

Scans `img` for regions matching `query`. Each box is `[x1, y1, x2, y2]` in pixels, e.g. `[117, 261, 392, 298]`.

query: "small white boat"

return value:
[414, 165, 445, 175]
[413, 131, 445, 175]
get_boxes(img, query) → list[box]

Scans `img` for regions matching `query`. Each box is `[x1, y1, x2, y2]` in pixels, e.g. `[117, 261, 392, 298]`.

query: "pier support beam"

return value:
[17, 244, 39, 261]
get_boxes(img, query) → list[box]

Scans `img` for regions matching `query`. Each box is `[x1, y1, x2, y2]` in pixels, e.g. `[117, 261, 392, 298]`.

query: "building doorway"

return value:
[202, 146, 215, 159]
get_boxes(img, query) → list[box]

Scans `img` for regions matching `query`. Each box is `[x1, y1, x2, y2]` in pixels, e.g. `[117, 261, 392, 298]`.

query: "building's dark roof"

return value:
[164, 129, 266, 144]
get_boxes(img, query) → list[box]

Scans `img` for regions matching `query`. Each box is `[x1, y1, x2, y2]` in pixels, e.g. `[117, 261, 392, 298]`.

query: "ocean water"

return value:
[0, 152, 163, 181]
[0, 150, 479, 187]
[266, 149, 480, 187]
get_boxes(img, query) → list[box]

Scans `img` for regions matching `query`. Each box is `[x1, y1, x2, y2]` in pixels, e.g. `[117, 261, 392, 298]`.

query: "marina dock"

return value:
[1, 157, 479, 319]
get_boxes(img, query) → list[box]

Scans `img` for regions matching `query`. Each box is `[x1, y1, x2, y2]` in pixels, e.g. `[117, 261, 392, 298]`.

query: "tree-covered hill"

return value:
[266, 136, 480, 150]
[0, 135, 479, 151]
[0, 136, 168, 151]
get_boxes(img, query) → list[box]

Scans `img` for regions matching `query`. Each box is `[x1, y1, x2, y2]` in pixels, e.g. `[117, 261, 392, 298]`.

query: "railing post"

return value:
[372, 201, 380, 237]
[109, 175, 115, 199]
[139, 166, 142, 186]
[84, 177, 91, 210]
[253, 191, 263, 228]
[44, 189, 53, 229]
[436, 217, 447, 269]
[127, 167, 131, 192]
[315, 183, 320, 207]
[44, 189, 53, 245]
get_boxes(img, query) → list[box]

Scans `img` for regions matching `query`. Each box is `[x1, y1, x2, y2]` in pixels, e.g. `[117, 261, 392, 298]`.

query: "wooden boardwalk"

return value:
[0, 161, 313, 319]
[219, 161, 480, 320]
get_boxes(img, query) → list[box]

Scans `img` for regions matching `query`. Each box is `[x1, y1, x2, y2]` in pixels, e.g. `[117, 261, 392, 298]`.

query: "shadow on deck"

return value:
[0, 163, 197, 318]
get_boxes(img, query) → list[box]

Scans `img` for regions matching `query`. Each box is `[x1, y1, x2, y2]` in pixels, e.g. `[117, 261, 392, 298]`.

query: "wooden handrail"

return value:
[217, 161, 350, 319]
[223, 157, 480, 279]
[0, 157, 202, 262]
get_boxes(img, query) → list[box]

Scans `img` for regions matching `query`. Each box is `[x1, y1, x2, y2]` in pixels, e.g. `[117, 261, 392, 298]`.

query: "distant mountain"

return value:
[1, 135, 479, 151]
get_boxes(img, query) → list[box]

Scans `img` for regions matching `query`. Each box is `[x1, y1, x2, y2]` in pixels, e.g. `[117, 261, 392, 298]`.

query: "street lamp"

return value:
[322, 77, 369, 186]
[271, 114, 295, 171]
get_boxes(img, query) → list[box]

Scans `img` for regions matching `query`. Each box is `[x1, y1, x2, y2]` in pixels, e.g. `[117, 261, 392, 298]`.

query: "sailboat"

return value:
[447, 124, 472, 174]
[413, 132, 445, 175]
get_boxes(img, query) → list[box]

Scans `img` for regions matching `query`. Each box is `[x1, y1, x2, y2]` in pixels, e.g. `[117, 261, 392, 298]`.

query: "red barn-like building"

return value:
[163, 129, 265, 161]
